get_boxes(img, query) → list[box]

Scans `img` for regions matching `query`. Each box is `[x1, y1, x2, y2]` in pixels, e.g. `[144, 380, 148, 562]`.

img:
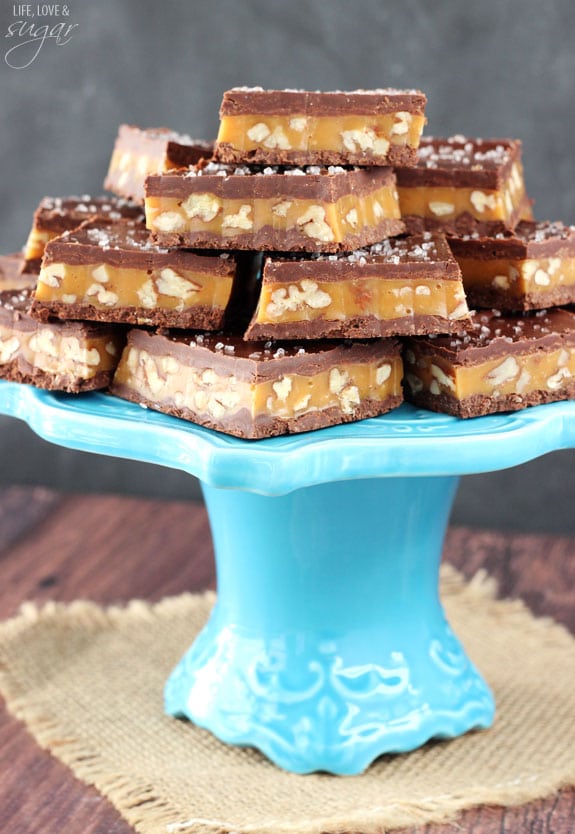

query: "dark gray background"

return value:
[1, 0, 574, 531]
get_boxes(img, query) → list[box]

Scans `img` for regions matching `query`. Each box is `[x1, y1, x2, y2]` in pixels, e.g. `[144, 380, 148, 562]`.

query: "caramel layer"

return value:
[33, 261, 234, 328]
[398, 162, 529, 225]
[113, 342, 403, 436]
[248, 276, 468, 336]
[216, 113, 426, 162]
[0, 321, 120, 380]
[104, 126, 213, 203]
[23, 227, 54, 263]
[146, 186, 401, 251]
[106, 147, 177, 195]
[455, 255, 575, 309]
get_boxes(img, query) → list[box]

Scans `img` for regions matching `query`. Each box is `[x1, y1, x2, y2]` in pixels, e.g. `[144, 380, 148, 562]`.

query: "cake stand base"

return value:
[165, 474, 495, 775]
[10, 385, 563, 774]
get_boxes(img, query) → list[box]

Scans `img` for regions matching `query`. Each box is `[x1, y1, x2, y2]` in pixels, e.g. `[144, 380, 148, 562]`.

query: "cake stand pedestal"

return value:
[1, 380, 574, 775]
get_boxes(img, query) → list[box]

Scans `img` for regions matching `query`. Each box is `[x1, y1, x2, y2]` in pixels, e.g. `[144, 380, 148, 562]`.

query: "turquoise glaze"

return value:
[165, 476, 494, 774]
[1, 381, 575, 773]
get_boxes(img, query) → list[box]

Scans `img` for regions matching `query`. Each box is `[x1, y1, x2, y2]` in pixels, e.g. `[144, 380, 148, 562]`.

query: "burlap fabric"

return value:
[0, 566, 573, 834]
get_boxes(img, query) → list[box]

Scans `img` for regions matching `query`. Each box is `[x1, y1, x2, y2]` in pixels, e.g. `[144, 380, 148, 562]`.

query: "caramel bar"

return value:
[22, 195, 144, 273]
[111, 329, 403, 439]
[104, 124, 213, 204]
[245, 233, 469, 341]
[145, 162, 404, 253]
[403, 308, 575, 417]
[0, 253, 124, 392]
[396, 136, 532, 235]
[213, 86, 427, 167]
[0, 251, 32, 290]
[448, 221, 575, 311]
[31, 219, 250, 330]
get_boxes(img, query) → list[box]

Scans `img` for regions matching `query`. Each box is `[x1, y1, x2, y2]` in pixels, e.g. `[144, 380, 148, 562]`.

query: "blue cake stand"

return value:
[1, 379, 574, 775]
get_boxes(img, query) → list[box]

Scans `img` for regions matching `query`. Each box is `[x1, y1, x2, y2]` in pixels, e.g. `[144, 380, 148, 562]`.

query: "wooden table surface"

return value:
[0, 486, 573, 834]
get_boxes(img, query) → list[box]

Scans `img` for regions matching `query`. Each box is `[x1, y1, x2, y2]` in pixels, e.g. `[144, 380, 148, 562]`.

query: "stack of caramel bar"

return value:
[109, 88, 441, 438]
[0, 129, 215, 394]
[3, 87, 575, 435]
[395, 136, 575, 417]
[0, 198, 140, 394]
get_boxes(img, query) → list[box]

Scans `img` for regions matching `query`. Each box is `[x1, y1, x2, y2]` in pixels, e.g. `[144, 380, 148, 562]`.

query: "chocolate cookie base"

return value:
[406, 383, 575, 419]
[29, 299, 227, 330]
[0, 361, 114, 393]
[150, 218, 406, 254]
[401, 209, 530, 237]
[245, 313, 468, 342]
[464, 284, 575, 313]
[110, 384, 403, 439]
[213, 143, 418, 169]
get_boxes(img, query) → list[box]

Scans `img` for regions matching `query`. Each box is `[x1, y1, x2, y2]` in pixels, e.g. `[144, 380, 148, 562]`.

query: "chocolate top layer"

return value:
[395, 136, 522, 189]
[263, 232, 460, 280]
[131, 328, 400, 381]
[43, 219, 236, 274]
[412, 309, 575, 364]
[0, 253, 35, 312]
[219, 87, 427, 116]
[0, 285, 32, 314]
[32, 195, 144, 234]
[111, 125, 214, 167]
[449, 221, 575, 260]
[0, 252, 35, 289]
[146, 162, 396, 201]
